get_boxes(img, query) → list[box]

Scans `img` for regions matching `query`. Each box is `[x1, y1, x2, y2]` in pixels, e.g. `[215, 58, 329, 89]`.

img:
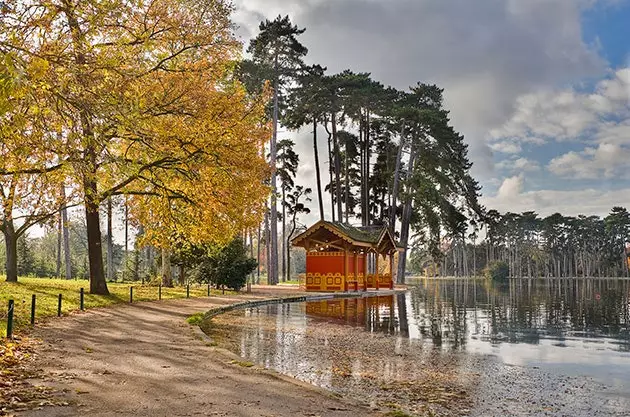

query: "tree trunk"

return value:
[331, 112, 343, 222]
[56, 213, 62, 277]
[326, 123, 335, 222]
[106, 197, 113, 281]
[257, 222, 261, 284]
[161, 247, 172, 287]
[3, 221, 18, 282]
[179, 264, 185, 286]
[396, 145, 417, 284]
[265, 204, 270, 283]
[389, 121, 406, 234]
[282, 187, 286, 282]
[61, 185, 72, 280]
[85, 179, 109, 295]
[63, 0, 107, 294]
[269, 66, 279, 286]
[344, 134, 349, 223]
[124, 197, 128, 281]
[365, 110, 371, 226]
[313, 119, 324, 220]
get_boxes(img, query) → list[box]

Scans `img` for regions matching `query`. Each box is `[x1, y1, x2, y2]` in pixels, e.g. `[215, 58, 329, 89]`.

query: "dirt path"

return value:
[18, 291, 380, 417]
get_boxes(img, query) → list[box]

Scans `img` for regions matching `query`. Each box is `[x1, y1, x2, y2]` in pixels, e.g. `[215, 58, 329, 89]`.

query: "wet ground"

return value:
[202, 279, 630, 416]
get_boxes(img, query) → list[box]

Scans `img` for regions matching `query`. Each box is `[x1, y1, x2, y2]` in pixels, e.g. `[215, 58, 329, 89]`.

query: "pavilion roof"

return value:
[292, 220, 403, 251]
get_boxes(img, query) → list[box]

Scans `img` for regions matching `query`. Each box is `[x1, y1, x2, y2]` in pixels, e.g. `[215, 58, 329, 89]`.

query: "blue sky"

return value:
[233, 0, 630, 222]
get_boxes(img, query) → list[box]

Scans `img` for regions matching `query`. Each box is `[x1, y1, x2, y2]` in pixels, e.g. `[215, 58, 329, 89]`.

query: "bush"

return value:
[194, 238, 257, 291]
[485, 261, 509, 282]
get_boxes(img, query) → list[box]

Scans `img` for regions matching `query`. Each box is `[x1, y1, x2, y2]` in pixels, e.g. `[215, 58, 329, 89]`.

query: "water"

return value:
[205, 278, 630, 416]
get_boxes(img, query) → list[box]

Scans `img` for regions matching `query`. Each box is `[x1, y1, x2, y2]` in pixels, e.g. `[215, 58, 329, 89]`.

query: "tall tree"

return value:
[276, 139, 299, 282]
[2, 0, 269, 293]
[284, 65, 327, 221]
[285, 186, 311, 281]
[247, 15, 308, 285]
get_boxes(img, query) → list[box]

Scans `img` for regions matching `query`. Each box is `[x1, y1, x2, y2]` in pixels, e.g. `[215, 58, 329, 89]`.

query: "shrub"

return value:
[485, 261, 509, 282]
[193, 238, 257, 291]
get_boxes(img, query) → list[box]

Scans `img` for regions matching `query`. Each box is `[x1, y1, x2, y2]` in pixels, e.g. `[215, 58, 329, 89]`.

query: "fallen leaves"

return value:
[209, 310, 477, 417]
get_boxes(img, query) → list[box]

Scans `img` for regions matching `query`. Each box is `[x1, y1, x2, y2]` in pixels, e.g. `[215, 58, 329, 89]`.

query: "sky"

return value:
[231, 0, 630, 225]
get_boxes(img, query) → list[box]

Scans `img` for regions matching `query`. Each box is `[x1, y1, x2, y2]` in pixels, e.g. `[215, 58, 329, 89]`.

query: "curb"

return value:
[202, 289, 403, 321]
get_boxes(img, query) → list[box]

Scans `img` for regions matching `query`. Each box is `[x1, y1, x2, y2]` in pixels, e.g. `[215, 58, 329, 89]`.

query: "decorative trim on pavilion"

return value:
[292, 221, 402, 292]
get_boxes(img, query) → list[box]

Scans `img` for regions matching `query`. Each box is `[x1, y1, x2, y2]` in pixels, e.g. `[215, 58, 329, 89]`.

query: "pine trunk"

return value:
[326, 125, 335, 222]
[389, 122, 406, 233]
[332, 112, 343, 222]
[269, 66, 279, 286]
[396, 144, 417, 284]
[313, 119, 325, 220]
[257, 222, 262, 284]
[282, 187, 286, 282]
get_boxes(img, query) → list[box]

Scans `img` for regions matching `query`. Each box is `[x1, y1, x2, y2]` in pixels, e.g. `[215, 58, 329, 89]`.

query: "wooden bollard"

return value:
[57, 294, 62, 317]
[6, 300, 14, 338]
[30, 294, 36, 326]
[80, 288, 84, 311]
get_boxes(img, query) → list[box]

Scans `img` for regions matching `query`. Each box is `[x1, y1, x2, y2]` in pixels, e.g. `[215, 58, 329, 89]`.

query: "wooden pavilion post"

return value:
[375, 252, 380, 290]
[343, 246, 348, 292]
[364, 251, 369, 292]
[389, 250, 395, 289]
[354, 251, 359, 291]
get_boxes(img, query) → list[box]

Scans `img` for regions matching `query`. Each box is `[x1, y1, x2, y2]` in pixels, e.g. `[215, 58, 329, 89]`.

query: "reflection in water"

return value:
[207, 278, 630, 415]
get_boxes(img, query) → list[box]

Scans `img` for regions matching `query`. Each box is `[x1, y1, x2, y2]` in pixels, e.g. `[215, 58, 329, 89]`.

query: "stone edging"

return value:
[202, 289, 402, 321]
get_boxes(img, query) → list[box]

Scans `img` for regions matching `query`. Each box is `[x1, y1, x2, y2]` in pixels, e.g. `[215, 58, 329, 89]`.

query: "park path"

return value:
[19, 288, 378, 417]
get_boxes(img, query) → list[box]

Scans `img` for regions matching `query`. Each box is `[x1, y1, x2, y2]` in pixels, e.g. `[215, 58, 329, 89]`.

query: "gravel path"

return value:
[17, 292, 380, 417]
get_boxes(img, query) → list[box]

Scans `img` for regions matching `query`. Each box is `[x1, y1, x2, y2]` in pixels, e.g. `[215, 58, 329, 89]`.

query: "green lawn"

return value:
[0, 277, 227, 337]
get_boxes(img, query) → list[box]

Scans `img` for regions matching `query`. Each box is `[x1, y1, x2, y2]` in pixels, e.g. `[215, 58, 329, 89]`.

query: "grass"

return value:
[0, 277, 232, 337]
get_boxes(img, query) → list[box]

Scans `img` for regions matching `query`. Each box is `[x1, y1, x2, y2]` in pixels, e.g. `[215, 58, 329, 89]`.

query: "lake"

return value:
[205, 278, 630, 416]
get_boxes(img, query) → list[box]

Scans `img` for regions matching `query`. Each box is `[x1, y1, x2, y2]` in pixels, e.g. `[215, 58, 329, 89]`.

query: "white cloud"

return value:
[497, 157, 541, 173]
[548, 142, 630, 179]
[491, 66, 630, 145]
[483, 180, 630, 218]
[490, 141, 523, 154]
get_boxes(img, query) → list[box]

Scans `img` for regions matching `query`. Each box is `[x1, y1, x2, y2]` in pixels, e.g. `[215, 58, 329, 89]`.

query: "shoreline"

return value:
[11, 287, 402, 417]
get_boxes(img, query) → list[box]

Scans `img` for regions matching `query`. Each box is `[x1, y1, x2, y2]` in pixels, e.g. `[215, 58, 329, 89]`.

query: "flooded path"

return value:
[202, 279, 630, 416]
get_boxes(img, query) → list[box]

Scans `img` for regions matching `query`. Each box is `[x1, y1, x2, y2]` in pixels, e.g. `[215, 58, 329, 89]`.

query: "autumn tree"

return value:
[1, 0, 270, 293]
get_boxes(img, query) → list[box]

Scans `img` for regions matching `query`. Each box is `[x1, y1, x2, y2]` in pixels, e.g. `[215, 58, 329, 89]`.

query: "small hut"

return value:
[291, 221, 402, 292]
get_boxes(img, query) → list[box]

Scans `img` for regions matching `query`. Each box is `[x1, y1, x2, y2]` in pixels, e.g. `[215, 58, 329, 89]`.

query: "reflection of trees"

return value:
[408, 278, 630, 351]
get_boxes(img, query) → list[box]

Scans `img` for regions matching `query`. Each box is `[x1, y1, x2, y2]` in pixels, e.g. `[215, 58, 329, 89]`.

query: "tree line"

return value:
[416, 207, 630, 278]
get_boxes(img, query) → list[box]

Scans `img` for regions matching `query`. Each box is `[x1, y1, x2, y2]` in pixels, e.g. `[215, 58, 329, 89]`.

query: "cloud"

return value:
[233, 0, 606, 183]
[497, 157, 541, 173]
[490, 141, 523, 154]
[483, 177, 628, 218]
[548, 142, 630, 179]
[491, 66, 630, 145]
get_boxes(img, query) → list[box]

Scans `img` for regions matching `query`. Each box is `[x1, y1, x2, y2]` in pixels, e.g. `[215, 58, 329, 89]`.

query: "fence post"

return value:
[7, 300, 14, 338]
[207, 283, 210, 297]
[58, 294, 62, 317]
[80, 288, 84, 311]
[158, 284, 162, 301]
[31, 294, 36, 326]
[130, 286, 133, 303]
[186, 284, 190, 298]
